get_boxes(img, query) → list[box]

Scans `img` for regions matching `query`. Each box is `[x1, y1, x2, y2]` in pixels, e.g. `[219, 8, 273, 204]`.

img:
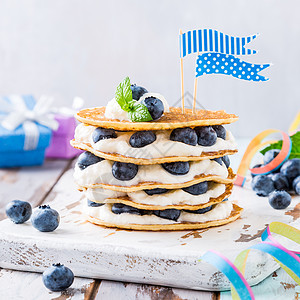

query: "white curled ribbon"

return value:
[0, 95, 59, 151]
[50, 96, 85, 116]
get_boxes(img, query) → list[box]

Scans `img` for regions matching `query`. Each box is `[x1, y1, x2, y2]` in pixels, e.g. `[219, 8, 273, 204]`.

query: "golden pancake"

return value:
[76, 107, 238, 131]
[86, 204, 242, 231]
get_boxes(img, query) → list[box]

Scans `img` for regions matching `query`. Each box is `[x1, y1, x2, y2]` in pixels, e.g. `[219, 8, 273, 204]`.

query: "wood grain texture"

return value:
[0, 159, 71, 220]
[95, 280, 214, 300]
[0, 268, 96, 300]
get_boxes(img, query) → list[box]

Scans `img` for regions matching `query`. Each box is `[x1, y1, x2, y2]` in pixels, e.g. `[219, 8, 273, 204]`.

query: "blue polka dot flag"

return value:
[196, 53, 270, 81]
[179, 29, 271, 82]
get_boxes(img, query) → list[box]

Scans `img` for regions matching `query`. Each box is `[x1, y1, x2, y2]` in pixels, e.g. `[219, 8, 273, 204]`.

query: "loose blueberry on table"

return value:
[170, 127, 197, 146]
[293, 176, 300, 195]
[31, 205, 60, 232]
[162, 161, 190, 175]
[268, 190, 291, 209]
[77, 151, 104, 170]
[280, 158, 300, 182]
[212, 125, 226, 140]
[5, 200, 32, 224]
[112, 161, 139, 181]
[141, 97, 164, 120]
[130, 84, 148, 100]
[271, 173, 289, 191]
[263, 149, 280, 165]
[129, 131, 156, 148]
[251, 175, 275, 197]
[195, 126, 217, 146]
[182, 181, 208, 195]
[92, 127, 117, 143]
[43, 263, 74, 292]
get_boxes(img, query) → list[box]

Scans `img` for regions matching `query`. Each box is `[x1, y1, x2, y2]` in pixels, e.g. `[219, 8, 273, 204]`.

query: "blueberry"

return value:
[251, 163, 263, 177]
[92, 127, 117, 143]
[142, 97, 164, 120]
[213, 158, 223, 166]
[294, 181, 300, 195]
[182, 181, 208, 195]
[212, 125, 226, 139]
[130, 84, 148, 100]
[31, 205, 60, 232]
[184, 205, 212, 214]
[87, 199, 105, 207]
[153, 209, 180, 221]
[280, 159, 300, 181]
[264, 149, 280, 165]
[222, 156, 230, 168]
[268, 190, 291, 209]
[170, 128, 197, 146]
[5, 200, 32, 224]
[271, 173, 289, 191]
[144, 188, 168, 195]
[129, 131, 156, 148]
[112, 162, 138, 181]
[251, 175, 275, 197]
[77, 151, 104, 170]
[111, 203, 142, 215]
[162, 161, 190, 175]
[195, 126, 217, 146]
[293, 176, 300, 190]
[43, 263, 74, 292]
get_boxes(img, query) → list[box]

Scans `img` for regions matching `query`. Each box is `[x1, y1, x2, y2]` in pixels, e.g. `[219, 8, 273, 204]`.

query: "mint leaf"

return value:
[115, 76, 134, 112]
[128, 103, 153, 122]
[260, 131, 300, 159]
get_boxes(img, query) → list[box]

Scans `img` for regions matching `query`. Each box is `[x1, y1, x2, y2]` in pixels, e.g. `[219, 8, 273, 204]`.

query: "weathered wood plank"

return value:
[95, 280, 214, 300]
[0, 159, 72, 220]
[0, 268, 96, 300]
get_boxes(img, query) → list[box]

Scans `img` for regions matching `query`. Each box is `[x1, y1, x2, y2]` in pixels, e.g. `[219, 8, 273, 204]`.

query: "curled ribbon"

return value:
[0, 95, 59, 151]
[201, 222, 300, 300]
[235, 129, 292, 187]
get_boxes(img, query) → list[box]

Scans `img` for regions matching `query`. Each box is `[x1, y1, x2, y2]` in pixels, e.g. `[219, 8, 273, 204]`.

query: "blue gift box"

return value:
[0, 95, 52, 168]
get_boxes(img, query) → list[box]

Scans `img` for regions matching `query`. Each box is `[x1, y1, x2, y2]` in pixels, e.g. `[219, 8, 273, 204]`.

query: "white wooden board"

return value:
[0, 168, 299, 291]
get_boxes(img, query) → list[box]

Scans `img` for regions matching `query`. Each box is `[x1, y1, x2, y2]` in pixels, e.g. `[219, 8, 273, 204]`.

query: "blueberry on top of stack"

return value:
[71, 77, 242, 231]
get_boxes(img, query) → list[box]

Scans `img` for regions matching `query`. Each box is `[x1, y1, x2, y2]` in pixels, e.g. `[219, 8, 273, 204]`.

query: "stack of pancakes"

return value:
[71, 107, 243, 231]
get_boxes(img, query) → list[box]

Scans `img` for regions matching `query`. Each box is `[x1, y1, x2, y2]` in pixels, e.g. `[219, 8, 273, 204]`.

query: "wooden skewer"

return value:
[179, 29, 185, 113]
[192, 51, 200, 114]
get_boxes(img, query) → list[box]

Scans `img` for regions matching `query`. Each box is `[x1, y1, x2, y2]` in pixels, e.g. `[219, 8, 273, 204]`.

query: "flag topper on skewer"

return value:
[179, 29, 271, 113]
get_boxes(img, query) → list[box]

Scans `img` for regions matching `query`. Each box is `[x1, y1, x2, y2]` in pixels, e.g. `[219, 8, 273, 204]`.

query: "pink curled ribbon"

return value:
[201, 222, 300, 300]
[235, 129, 292, 187]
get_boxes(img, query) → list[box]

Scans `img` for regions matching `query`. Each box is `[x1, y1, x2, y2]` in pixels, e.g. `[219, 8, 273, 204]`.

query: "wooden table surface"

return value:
[0, 158, 299, 300]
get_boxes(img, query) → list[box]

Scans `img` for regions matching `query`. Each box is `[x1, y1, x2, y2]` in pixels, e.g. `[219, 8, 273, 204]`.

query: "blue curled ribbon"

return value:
[0, 95, 59, 151]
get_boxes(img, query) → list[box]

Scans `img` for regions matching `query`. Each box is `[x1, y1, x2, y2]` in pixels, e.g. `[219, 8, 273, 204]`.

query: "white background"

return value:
[0, 0, 299, 137]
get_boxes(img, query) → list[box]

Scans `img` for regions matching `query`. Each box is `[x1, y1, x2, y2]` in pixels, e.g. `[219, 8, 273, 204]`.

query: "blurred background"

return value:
[0, 0, 299, 138]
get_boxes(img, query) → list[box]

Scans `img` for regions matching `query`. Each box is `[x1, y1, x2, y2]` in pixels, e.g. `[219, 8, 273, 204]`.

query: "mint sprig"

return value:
[260, 131, 300, 159]
[115, 77, 153, 122]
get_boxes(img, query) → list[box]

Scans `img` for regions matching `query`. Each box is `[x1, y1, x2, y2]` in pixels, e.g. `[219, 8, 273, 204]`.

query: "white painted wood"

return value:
[96, 280, 214, 300]
[0, 165, 299, 291]
[220, 268, 300, 300]
[0, 268, 96, 300]
[0, 159, 70, 220]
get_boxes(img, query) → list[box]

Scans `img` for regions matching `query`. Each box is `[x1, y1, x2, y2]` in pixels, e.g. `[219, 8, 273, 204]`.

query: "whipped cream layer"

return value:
[74, 124, 237, 159]
[86, 182, 226, 206]
[86, 200, 233, 225]
[74, 159, 228, 187]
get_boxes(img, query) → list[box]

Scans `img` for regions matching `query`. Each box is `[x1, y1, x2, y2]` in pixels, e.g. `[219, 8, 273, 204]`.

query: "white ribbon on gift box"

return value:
[0, 95, 59, 151]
